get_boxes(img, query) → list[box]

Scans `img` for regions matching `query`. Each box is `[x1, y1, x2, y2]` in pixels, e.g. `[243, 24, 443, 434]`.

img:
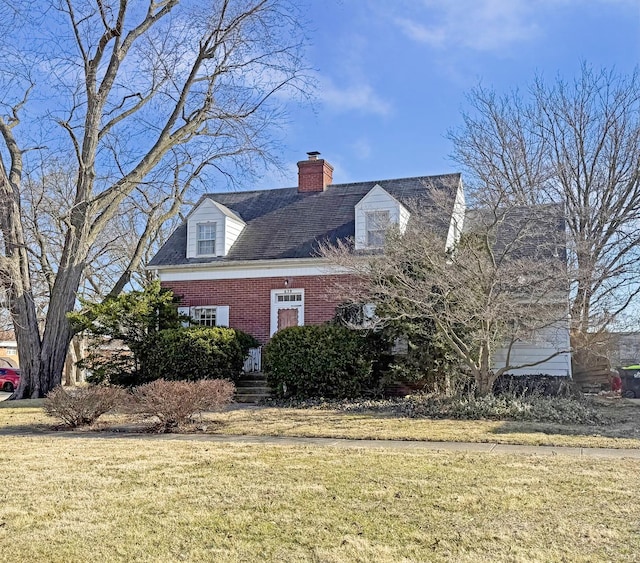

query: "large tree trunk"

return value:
[10, 289, 43, 398]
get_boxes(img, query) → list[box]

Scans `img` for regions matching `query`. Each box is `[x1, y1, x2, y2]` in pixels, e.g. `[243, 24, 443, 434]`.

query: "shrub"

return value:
[264, 392, 605, 425]
[263, 325, 382, 400]
[139, 327, 258, 385]
[44, 385, 127, 428]
[129, 379, 235, 432]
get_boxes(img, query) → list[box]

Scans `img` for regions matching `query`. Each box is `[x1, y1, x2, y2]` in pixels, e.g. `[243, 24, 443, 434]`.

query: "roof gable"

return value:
[149, 173, 462, 267]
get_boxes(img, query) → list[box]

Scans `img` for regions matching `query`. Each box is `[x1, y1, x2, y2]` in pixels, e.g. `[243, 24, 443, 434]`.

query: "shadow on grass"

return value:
[0, 398, 45, 409]
[490, 419, 640, 441]
[0, 423, 55, 435]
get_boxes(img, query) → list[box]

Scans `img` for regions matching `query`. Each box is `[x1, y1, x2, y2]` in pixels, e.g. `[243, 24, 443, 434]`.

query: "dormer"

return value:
[445, 180, 466, 251]
[186, 198, 245, 258]
[354, 184, 409, 250]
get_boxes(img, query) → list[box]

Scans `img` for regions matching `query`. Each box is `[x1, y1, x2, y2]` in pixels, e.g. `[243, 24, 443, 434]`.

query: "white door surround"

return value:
[270, 289, 304, 337]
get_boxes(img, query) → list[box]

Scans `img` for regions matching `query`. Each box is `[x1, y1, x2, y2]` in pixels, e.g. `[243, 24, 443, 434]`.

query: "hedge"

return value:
[263, 325, 382, 399]
[139, 327, 258, 384]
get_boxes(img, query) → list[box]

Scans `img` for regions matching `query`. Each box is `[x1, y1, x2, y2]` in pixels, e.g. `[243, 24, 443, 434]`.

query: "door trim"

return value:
[270, 288, 304, 337]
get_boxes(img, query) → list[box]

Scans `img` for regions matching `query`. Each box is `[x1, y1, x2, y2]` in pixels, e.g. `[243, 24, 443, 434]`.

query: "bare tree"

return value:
[322, 202, 569, 395]
[0, 0, 310, 398]
[449, 65, 640, 348]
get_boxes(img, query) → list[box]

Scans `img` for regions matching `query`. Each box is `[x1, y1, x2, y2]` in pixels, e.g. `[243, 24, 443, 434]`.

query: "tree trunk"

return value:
[64, 336, 85, 386]
[10, 291, 43, 398]
[475, 344, 496, 395]
[36, 263, 86, 396]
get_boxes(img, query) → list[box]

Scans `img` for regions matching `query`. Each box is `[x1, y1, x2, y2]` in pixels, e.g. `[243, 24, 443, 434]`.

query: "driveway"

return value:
[0, 391, 11, 401]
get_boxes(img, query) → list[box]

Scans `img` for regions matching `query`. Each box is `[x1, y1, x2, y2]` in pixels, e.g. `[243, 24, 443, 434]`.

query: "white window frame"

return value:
[196, 222, 217, 256]
[365, 210, 390, 248]
[270, 289, 304, 337]
[192, 306, 217, 327]
[178, 305, 229, 327]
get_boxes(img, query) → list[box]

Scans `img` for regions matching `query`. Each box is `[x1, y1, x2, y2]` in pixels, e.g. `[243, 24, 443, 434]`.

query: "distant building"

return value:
[0, 330, 19, 367]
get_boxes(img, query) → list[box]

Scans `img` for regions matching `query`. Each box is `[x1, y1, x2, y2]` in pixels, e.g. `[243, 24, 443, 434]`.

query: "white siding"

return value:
[492, 324, 572, 377]
[399, 204, 411, 234]
[445, 182, 466, 251]
[186, 199, 245, 258]
[187, 200, 225, 258]
[224, 216, 245, 255]
[354, 185, 408, 250]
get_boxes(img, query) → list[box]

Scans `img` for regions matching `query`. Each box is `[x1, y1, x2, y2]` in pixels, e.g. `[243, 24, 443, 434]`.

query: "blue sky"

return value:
[262, 0, 640, 188]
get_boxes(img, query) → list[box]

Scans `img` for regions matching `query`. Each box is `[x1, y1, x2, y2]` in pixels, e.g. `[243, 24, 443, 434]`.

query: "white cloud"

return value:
[318, 77, 392, 116]
[393, 0, 541, 52]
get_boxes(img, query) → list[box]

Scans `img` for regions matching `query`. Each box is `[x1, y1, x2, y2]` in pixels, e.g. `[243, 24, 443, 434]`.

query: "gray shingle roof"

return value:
[149, 173, 462, 267]
[464, 203, 567, 261]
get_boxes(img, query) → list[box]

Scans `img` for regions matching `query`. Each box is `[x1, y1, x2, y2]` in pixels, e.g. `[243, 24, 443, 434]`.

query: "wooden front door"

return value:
[277, 308, 299, 331]
[270, 289, 305, 337]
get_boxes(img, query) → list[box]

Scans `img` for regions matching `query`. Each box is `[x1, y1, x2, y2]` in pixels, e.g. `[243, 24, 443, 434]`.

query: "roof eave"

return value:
[147, 256, 334, 272]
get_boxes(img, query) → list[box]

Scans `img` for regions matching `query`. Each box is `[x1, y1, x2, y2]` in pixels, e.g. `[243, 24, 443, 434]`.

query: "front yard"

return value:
[1, 398, 640, 561]
[2, 396, 640, 450]
[0, 434, 638, 562]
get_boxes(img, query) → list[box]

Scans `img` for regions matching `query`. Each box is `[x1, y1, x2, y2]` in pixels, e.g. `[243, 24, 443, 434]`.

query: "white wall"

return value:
[445, 182, 466, 251]
[186, 199, 245, 258]
[492, 323, 572, 377]
[354, 185, 407, 250]
[225, 215, 245, 255]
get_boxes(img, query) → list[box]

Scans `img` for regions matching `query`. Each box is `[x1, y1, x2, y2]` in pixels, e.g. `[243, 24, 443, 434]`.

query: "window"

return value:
[196, 222, 216, 255]
[366, 210, 390, 247]
[193, 306, 217, 327]
[276, 293, 302, 302]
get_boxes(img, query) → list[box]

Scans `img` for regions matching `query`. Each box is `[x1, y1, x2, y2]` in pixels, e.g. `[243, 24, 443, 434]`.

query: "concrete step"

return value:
[236, 379, 269, 389]
[236, 388, 271, 396]
[235, 392, 270, 404]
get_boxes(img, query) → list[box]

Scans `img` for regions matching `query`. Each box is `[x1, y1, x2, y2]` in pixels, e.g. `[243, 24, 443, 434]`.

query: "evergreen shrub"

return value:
[139, 327, 258, 384]
[263, 325, 382, 399]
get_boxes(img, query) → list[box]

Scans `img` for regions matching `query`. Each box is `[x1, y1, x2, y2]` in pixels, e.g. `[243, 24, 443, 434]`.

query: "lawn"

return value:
[2, 397, 640, 450]
[0, 434, 638, 562]
[199, 399, 640, 450]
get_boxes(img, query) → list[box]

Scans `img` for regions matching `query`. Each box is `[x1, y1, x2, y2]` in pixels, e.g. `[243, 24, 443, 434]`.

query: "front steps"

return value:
[235, 373, 271, 403]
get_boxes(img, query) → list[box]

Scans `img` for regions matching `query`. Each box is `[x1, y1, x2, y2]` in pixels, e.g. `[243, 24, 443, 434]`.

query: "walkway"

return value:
[5, 427, 640, 459]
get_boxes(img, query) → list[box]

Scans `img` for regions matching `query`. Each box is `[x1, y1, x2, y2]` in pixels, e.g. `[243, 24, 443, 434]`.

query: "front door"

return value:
[277, 307, 299, 330]
[270, 289, 304, 336]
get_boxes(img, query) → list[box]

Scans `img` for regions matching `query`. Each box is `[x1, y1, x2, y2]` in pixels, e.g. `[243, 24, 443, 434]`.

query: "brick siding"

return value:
[162, 274, 353, 343]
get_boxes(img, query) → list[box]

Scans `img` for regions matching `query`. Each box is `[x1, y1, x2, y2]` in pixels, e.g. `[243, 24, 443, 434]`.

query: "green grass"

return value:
[0, 435, 638, 562]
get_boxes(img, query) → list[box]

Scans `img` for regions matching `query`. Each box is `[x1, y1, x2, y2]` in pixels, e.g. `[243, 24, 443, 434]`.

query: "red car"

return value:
[0, 368, 20, 392]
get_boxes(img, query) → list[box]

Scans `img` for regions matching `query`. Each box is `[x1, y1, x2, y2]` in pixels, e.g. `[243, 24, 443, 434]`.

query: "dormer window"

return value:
[354, 185, 409, 251]
[186, 199, 245, 259]
[366, 210, 390, 247]
[197, 222, 216, 255]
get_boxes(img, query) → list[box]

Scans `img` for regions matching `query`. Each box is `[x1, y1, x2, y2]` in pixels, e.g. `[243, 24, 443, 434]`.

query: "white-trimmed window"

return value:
[193, 306, 217, 326]
[276, 293, 303, 303]
[196, 222, 216, 255]
[178, 305, 229, 327]
[366, 210, 390, 247]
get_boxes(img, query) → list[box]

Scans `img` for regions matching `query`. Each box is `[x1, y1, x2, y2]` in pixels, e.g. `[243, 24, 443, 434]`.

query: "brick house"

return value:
[148, 152, 464, 344]
[148, 152, 571, 378]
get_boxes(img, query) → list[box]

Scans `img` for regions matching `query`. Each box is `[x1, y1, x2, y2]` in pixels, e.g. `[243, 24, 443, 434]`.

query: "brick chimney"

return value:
[297, 151, 333, 193]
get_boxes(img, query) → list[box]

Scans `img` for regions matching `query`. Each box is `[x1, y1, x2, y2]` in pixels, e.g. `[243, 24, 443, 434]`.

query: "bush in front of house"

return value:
[44, 385, 127, 428]
[263, 325, 383, 399]
[263, 392, 605, 425]
[399, 392, 604, 424]
[139, 327, 258, 385]
[129, 379, 235, 432]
